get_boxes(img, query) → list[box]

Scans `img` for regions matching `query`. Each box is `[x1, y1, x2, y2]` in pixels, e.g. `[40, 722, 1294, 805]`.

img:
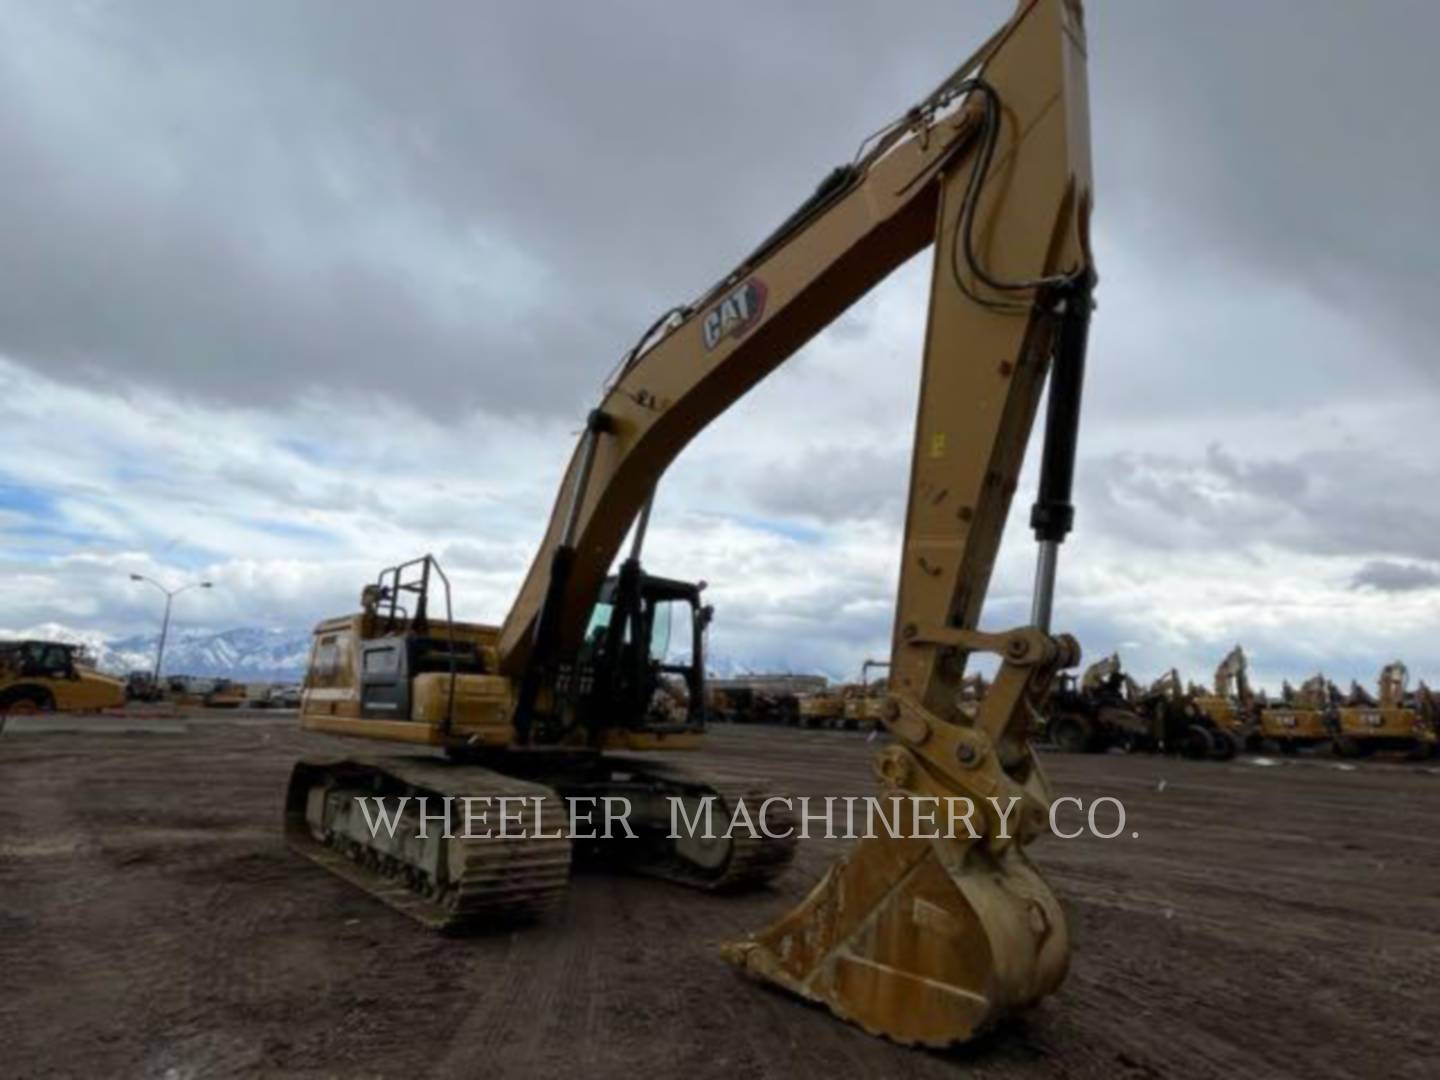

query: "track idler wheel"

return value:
[721, 829, 1067, 1047]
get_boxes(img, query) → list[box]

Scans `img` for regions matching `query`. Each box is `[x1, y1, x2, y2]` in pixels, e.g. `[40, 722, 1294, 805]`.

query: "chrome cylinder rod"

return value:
[1031, 540, 1058, 633]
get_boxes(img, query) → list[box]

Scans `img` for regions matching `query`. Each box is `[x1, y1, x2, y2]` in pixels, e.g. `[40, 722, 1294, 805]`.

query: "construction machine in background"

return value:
[204, 678, 249, 709]
[1045, 659, 1239, 760]
[1133, 668, 1239, 760]
[290, 0, 1095, 1048]
[164, 676, 208, 707]
[842, 659, 891, 730]
[125, 670, 163, 702]
[1332, 662, 1438, 758]
[1418, 682, 1440, 747]
[705, 675, 816, 724]
[1257, 674, 1337, 753]
[1045, 653, 1149, 753]
[0, 640, 126, 719]
[796, 661, 893, 731]
[163, 675, 249, 709]
[795, 684, 846, 728]
[1191, 645, 1259, 749]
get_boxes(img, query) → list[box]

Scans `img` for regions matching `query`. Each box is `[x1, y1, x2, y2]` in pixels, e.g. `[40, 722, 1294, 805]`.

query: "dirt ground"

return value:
[2, 714, 1437, 1079]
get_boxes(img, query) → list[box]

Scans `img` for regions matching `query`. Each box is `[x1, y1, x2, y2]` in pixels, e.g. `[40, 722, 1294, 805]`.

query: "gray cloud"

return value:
[1088, 441, 1440, 564]
[1351, 560, 1440, 594]
[0, 0, 1006, 418]
[6, 1, 1435, 424]
[1203, 445, 1308, 502]
[747, 445, 907, 525]
[1090, 1, 1440, 388]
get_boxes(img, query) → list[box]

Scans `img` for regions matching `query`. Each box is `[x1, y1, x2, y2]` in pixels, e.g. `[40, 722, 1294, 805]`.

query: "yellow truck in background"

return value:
[0, 640, 126, 718]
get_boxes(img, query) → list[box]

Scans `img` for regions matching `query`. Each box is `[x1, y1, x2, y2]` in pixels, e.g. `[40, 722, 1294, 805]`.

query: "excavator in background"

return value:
[1257, 674, 1337, 753]
[842, 659, 892, 730]
[290, 0, 1094, 1047]
[1332, 662, 1438, 758]
[1136, 667, 1239, 760]
[1046, 659, 1237, 760]
[1191, 645, 1259, 748]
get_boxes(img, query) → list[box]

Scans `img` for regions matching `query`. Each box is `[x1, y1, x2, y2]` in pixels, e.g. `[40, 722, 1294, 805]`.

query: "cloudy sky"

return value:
[3, 0, 1438, 691]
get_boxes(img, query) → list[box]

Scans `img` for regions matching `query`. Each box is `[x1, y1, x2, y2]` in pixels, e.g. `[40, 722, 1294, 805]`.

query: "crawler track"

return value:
[285, 757, 573, 932]
[588, 759, 799, 891]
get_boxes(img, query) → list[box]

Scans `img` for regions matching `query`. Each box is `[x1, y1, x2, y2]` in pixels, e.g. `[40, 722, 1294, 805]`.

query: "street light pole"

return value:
[128, 575, 213, 687]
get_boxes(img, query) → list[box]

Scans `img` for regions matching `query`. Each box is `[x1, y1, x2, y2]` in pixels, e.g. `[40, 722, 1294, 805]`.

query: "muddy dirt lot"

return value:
[2, 715, 1437, 1079]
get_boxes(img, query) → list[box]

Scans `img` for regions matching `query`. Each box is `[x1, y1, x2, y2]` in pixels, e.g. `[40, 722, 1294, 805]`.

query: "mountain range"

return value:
[3, 623, 313, 682]
[1, 624, 822, 685]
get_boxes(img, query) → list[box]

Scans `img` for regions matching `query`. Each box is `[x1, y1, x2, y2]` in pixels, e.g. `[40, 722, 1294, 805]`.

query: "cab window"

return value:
[585, 602, 614, 644]
[649, 601, 693, 666]
[308, 634, 343, 687]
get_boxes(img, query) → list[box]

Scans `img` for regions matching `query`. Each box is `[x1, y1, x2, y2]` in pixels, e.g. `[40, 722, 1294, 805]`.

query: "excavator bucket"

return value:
[724, 628, 1076, 1046]
[722, 831, 1066, 1046]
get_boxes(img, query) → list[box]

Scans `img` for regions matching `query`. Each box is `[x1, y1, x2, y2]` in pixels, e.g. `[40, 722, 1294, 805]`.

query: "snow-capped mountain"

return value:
[0, 624, 312, 681]
[1, 624, 823, 685]
[703, 653, 842, 684]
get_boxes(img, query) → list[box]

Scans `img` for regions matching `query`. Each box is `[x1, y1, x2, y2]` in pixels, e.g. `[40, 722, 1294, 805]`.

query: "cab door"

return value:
[359, 637, 412, 720]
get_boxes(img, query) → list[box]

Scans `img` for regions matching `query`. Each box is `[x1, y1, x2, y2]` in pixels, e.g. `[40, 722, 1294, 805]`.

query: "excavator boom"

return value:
[493, 0, 1095, 1045]
[499, 0, 1093, 717]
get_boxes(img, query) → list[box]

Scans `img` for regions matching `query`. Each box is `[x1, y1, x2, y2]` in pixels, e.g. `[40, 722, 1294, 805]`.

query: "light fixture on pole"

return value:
[128, 574, 213, 686]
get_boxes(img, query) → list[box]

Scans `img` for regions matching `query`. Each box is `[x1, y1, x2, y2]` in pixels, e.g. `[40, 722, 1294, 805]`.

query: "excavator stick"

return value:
[723, 0, 1094, 1043]
[724, 629, 1077, 1045]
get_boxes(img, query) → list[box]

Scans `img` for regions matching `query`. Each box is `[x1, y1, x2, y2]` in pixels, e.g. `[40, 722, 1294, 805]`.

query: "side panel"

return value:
[298, 617, 514, 747]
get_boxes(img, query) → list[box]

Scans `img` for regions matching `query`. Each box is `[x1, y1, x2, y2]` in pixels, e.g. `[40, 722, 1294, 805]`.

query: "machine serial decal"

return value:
[702, 278, 767, 350]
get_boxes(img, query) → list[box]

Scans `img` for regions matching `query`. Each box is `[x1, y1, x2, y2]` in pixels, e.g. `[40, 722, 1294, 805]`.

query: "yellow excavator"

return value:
[1191, 645, 1258, 749]
[1258, 674, 1337, 753]
[290, 0, 1093, 1048]
[1332, 662, 1438, 758]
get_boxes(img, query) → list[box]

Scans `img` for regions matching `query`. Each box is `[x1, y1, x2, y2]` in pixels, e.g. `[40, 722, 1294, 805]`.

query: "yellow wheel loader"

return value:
[289, 0, 1095, 1048]
[0, 640, 126, 723]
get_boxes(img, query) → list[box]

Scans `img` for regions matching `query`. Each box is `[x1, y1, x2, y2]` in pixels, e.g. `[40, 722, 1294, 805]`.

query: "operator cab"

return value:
[0, 641, 82, 681]
[579, 571, 712, 732]
[349, 555, 711, 739]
